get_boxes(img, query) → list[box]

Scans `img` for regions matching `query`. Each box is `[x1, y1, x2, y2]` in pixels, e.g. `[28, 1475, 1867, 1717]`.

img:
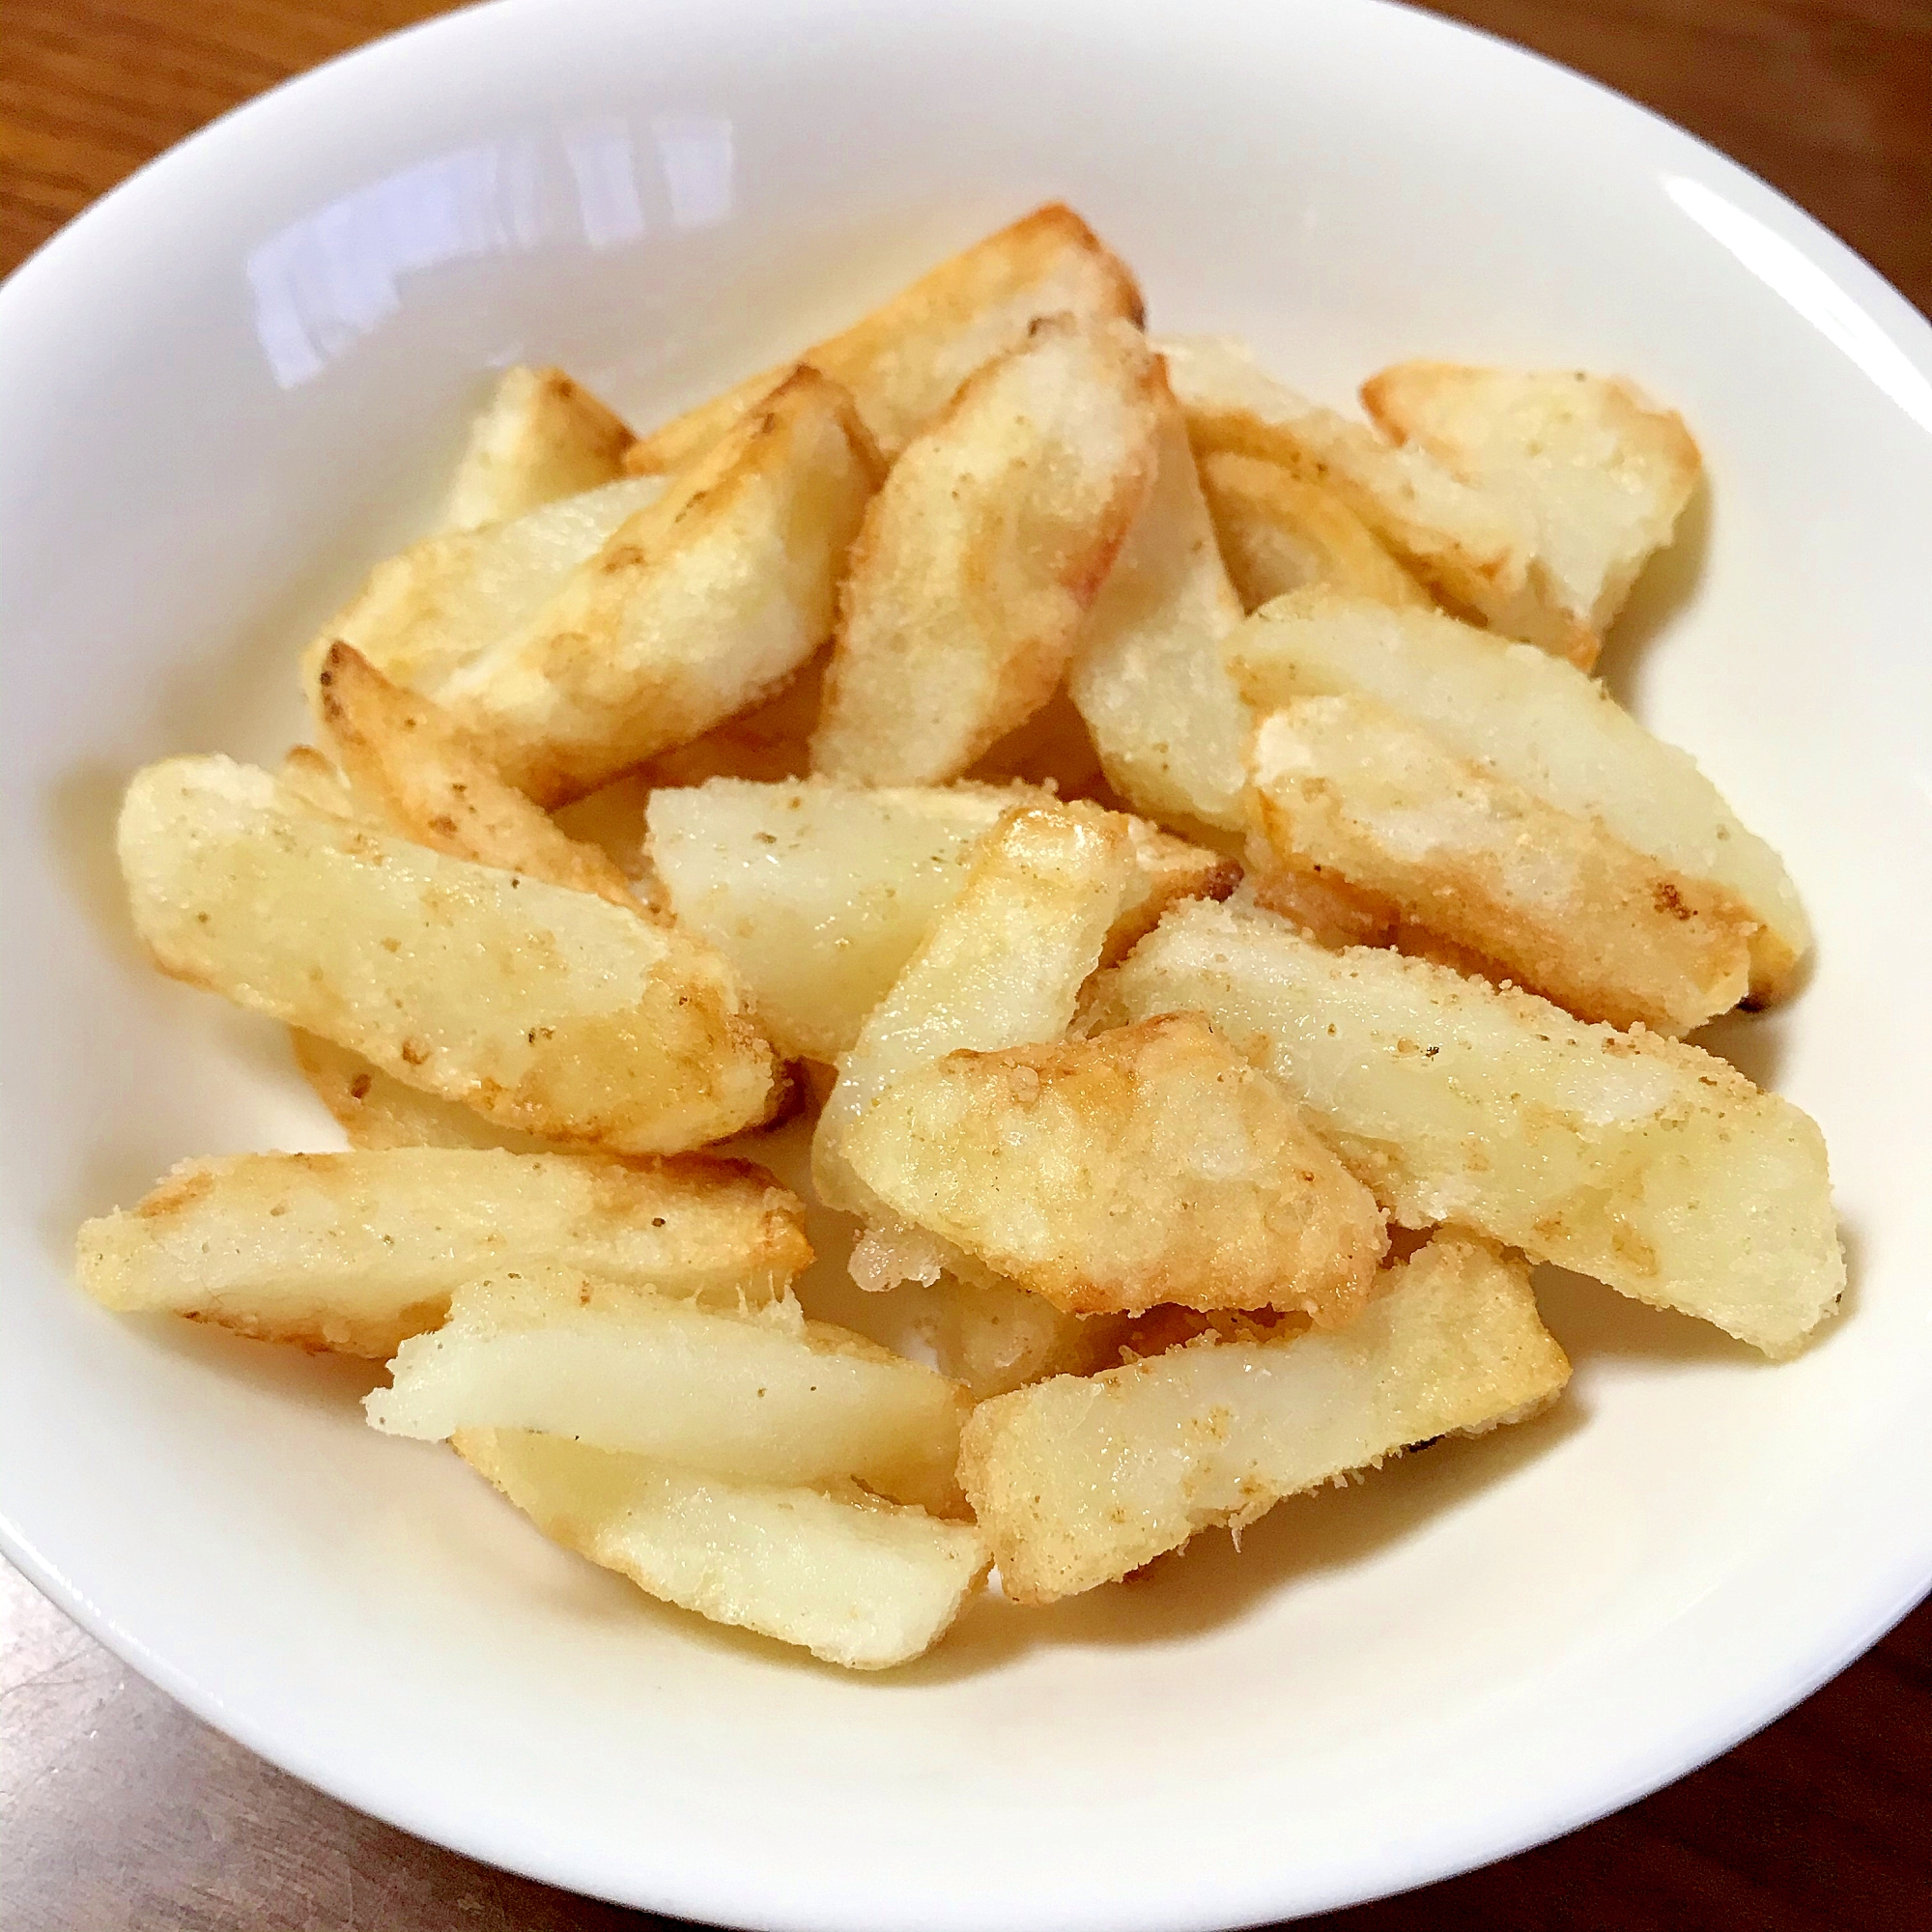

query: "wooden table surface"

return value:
[4, 2, 1929, 1927]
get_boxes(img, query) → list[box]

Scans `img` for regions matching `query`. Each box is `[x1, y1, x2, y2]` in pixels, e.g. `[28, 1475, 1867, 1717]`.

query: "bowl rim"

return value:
[4, 0, 1931, 1925]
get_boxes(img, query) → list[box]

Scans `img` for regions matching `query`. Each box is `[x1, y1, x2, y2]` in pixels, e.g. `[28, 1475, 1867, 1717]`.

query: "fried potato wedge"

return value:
[1197, 449, 1429, 612]
[1067, 372, 1250, 832]
[291, 1031, 558, 1151]
[120, 756, 777, 1153]
[810, 317, 1160, 784]
[811, 801, 1142, 1211]
[1246, 696, 1755, 1032]
[76, 1149, 809, 1357]
[959, 1231, 1569, 1603]
[304, 474, 666, 698]
[1361, 362, 1700, 644]
[1091, 899, 1843, 1355]
[1155, 336, 1597, 662]
[275, 745, 364, 821]
[441, 365, 637, 531]
[1226, 589, 1810, 999]
[440, 368, 882, 803]
[456, 1430, 988, 1670]
[627, 203, 1145, 472]
[846, 1013, 1386, 1319]
[648, 778, 1234, 1062]
[366, 1268, 970, 1514]
[636, 655, 825, 788]
[316, 642, 643, 910]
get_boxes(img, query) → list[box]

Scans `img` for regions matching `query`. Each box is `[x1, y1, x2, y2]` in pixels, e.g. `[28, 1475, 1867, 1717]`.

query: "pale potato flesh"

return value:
[810, 317, 1160, 784]
[365, 1268, 970, 1514]
[75, 1148, 810, 1358]
[1091, 898, 1844, 1355]
[316, 642, 642, 910]
[1152, 336, 1568, 656]
[1226, 588, 1810, 999]
[1361, 362, 1701, 642]
[441, 365, 637, 531]
[440, 368, 882, 803]
[959, 1231, 1570, 1603]
[647, 778, 1234, 1063]
[895, 1274, 1131, 1400]
[1246, 696, 1755, 1033]
[1068, 375, 1250, 832]
[812, 801, 1140, 1213]
[1197, 449, 1430, 612]
[846, 1013, 1386, 1319]
[120, 756, 778, 1154]
[626, 203, 1145, 472]
[455, 1430, 989, 1669]
[303, 473, 666, 700]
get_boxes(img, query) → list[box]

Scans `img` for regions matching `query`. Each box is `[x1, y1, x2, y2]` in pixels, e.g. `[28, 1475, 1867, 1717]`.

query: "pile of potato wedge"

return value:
[80, 205, 1842, 1670]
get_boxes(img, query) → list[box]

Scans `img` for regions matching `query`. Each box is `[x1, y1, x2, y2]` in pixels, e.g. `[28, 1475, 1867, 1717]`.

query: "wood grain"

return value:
[3, 3, 1928, 1928]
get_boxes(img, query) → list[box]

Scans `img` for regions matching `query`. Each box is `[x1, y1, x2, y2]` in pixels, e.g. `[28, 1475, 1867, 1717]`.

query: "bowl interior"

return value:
[3, 2, 1931, 1927]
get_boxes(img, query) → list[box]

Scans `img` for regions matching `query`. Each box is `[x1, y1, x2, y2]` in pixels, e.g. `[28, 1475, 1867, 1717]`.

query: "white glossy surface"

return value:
[2, 1, 1930, 1926]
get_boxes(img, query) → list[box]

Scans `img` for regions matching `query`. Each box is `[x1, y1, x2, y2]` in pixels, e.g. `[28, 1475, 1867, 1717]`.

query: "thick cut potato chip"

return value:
[810, 317, 1160, 784]
[648, 778, 1234, 1063]
[441, 365, 637, 531]
[1361, 362, 1700, 644]
[76, 1149, 809, 1357]
[366, 1268, 971, 1514]
[304, 474, 666, 699]
[456, 1430, 988, 1670]
[121, 757, 777, 1154]
[291, 1032, 557, 1151]
[812, 801, 1141, 1212]
[1068, 374, 1250, 832]
[846, 1013, 1386, 1319]
[1226, 588, 1810, 1000]
[1154, 336, 1603, 663]
[316, 642, 644, 911]
[626, 203, 1145, 473]
[1197, 450, 1429, 612]
[440, 368, 882, 803]
[959, 1232, 1569, 1603]
[1091, 898, 1843, 1355]
[1246, 696, 1755, 1032]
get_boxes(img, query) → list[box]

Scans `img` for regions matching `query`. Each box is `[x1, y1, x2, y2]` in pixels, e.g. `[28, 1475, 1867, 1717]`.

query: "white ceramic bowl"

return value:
[4, 1, 1930, 1925]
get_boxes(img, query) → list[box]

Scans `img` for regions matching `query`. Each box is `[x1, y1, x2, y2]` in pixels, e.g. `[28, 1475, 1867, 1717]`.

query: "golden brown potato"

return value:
[1155, 336, 1595, 663]
[1091, 897, 1844, 1356]
[959, 1231, 1570, 1603]
[1245, 695, 1755, 1033]
[1068, 371, 1251, 832]
[274, 745, 365, 821]
[1226, 588, 1810, 1001]
[304, 474, 666, 699]
[120, 756, 778, 1154]
[1361, 362, 1701, 649]
[845, 1014, 1387, 1320]
[440, 368, 883, 803]
[810, 317, 1160, 784]
[1197, 449, 1430, 612]
[635, 655, 825, 788]
[456, 1430, 988, 1670]
[812, 800, 1140, 1213]
[76, 1148, 810, 1357]
[626, 203, 1145, 472]
[366, 1266, 972, 1515]
[315, 642, 643, 911]
[441, 365, 637, 530]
